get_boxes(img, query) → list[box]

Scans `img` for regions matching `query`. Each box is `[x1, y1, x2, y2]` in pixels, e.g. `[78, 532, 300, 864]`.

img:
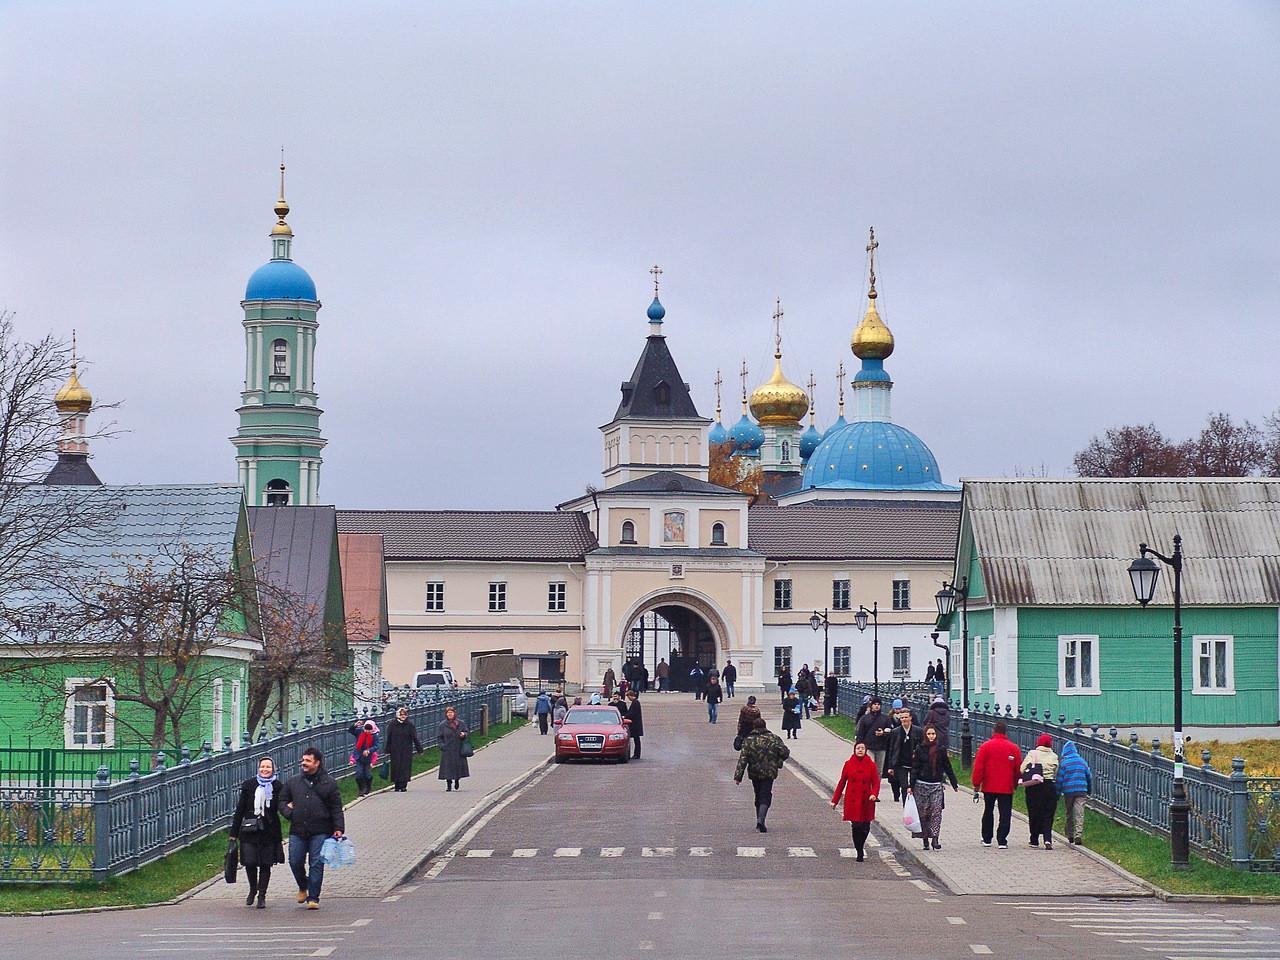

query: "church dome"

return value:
[799, 423, 821, 461]
[709, 420, 729, 445]
[54, 368, 92, 413]
[729, 412, 764, 455]
[802, 419, 949, 490]
[749, 357, 809, 427]
[851, 292, 894, 360]
[245, 259, 317, 301]
[647, 297, 666, 322]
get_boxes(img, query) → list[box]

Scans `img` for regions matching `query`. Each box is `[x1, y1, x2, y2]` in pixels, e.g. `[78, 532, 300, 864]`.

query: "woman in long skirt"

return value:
[909, 724, 958, 851]
[437, 705, 470, 792]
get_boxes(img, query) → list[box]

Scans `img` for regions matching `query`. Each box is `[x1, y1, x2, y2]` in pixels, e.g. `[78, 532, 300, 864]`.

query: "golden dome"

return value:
[749, 355, 809, 426]
[271, 160, 293, 236]
[54, 367, 92, 413]
[851, 290, 894, 360]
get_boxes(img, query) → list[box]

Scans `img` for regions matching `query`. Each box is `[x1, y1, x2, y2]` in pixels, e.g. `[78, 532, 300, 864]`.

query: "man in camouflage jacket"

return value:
[734, 717, 790, 832]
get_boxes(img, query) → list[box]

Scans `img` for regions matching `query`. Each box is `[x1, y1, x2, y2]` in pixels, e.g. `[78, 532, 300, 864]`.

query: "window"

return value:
[774, 646, 792, 677]
[654, 381, 671, 406]
[212, 678, 224, 747]
[488, 581, 507, 612]
[65, 680, 113, 748]
[893, 646, 910, 679]
[781, 440, 791, 463]
[1059, 635, 1100, 695]
[265, 478, 291, 507]
[1194, 636, 1234, 694]
[711, 522, 726, 546]
[989, 638, 998, 693]
[548, 581, 566, 612]
[833, 646, 851, 677]
[662, 510, 686, 543]
[423, 650, 445, 670]
[272, 339, 289, 376]
[620, 520, 636, 544]
[425, 581, 445, 612]
[951, 642, 962, 690]
[773, 578, 793, 610]
[832, 579, 851, 610]
[230, 680, 241, 747]
[973, 638, 983, 693]
[892, 579, 911, 610]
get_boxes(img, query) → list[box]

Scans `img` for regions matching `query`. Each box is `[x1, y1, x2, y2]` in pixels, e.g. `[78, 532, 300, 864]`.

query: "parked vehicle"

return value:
[554, 706, 631, 764]
[412, 668, 457, 689]
[503, 681, 529, 718]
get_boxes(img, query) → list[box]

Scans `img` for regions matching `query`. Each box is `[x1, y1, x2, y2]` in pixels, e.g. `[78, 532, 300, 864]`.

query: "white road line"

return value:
[638, 942, 654, 951]
[910, 879, 933, 891]
[642, 847, 675, 857]
[969, 946, 993, 955]
[382, 895, 401, 902]
[512, 848, 538, 857]
[736, 846, 765, 857]
[601, 847, 624, 857]
[351, 919, 373, 927]
[787, 846, 816, 857]
[689, 846, 713, 856]
[647, 911, 663, 920]
[925, 898, 942, 903]
[554, 847, 582, 857]
[838, 848, 858, 858]
[140, 934, 343, 940]
[866, 835, 881, 847]
[311, 950, 336, 958]
[463, 849, 493, 858]
[947, 917, 967, 925]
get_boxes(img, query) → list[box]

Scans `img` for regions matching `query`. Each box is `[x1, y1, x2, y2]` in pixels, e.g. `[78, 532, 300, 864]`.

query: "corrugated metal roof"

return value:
[338, 533, 388, 640]
[964, 479, 1280, 606]
[335, 510, 598, 561]
[747, 502, 960, 560]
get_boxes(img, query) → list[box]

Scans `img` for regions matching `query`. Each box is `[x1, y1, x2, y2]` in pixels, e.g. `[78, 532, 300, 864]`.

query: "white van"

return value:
[412, 668, 457, 689]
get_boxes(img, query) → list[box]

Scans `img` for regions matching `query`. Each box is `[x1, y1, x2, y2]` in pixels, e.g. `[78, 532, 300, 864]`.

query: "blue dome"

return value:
[823, 414, 848, 439]
[802, 420, 955, 491]
[245, 259, 317, 301]
[647, 297, 666, 322]
[728, 413, 764, 454]
[709, 420, 729, 445]
[799, 423, 822, 461]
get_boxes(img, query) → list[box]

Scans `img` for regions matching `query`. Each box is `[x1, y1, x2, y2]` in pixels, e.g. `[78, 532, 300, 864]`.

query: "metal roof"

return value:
[336, 510, 598, 562]
[249, 506, 339, 614]
[963, 479, 1280, 606]
[602, 471, 742, 498]
[338, 533, 388, 641]
[747, 502, 960, 561]
[612, 335, 701, 420]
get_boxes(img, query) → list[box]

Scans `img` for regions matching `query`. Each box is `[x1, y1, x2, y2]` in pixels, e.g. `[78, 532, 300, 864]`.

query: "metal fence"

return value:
[837, 680, 1280, 872]
[0, 685, 503, 883]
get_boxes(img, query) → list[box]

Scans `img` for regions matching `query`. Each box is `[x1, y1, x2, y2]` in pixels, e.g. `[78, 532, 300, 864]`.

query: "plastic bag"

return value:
[903, 794, 922, 833]
[320, 836, 357, 868]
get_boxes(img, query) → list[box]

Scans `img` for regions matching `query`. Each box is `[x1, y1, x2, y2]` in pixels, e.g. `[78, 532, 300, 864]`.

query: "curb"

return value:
[5, 723, 541, 917]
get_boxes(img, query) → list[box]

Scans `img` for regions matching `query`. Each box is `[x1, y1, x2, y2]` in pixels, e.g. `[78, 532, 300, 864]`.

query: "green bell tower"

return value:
[232, 161, 326, 506]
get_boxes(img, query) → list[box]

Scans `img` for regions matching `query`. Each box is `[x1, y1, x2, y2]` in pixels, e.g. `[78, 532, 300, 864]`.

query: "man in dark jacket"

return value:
[855, 697, 895, 776]
[777, 667, 792, 704]
[280, 747, 345, 908]
[924, 696, 951, 751]
[734, 717, 790, 832]
[722, 659, 738, 698]
[736, 695, 761, 741]
[823, 673, 839, 717]
[883, 706, 922, 803]
[625, 690, 644, 759]
[689, 663, 705, 700]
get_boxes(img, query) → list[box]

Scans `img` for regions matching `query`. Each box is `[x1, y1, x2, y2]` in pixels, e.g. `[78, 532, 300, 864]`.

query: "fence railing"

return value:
[0, 685, 503, 883]
[837, 680, 1279, 873]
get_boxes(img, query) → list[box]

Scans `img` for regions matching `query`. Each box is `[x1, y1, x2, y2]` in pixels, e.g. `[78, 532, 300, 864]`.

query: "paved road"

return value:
[2, 696, 1275, 960]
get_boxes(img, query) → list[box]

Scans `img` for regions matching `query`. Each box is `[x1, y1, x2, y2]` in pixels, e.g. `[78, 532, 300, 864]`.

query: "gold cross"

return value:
[807, 372, 816, 417]
[714, 369, 723, 414]
[739, 359, 749, 402]
[772, 298, 784, 356]
[836, 361, 846, 414]
[650, 264, 663, 298]
[866, 226, 879, 295]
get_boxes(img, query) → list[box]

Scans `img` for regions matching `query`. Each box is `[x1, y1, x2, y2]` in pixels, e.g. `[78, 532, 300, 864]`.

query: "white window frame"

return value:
[710, 522, 726, 546]
[64, 678, 114, 749]
[1192, 635, 1234, 695]
[892, 578, 911, 610]
[832, 579, 851, 611]
[1058, 634, 1101, 696]
[988, 637, 997, 693]
[832, 646, 851, 677]
[892, 646, 910, 679]
[212, 678, 224, 748]
[972, 637, 983, 694]
[425, 581, 445, 612]
[230, 679, 242, 747]
[774, 645, 792, 677]
[424, 650, 445, 670]
[773, 578, 793, 611]
[950, 641, 962, 690]
[621, 519, 636, 544]
[547, 581, 567, 612]
[488, 581, 507, 613]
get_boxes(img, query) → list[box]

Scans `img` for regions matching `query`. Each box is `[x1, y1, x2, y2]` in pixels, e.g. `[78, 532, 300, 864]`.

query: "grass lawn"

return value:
[0, 717, 528, 914]
[815, 715, 1280, 897]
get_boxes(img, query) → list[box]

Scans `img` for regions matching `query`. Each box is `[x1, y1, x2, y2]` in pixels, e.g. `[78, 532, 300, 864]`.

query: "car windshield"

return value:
[565, 709, 620, 725]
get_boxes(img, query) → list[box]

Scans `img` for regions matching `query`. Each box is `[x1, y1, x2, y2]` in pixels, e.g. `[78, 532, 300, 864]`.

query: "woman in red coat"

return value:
[831, 741, 882, 861]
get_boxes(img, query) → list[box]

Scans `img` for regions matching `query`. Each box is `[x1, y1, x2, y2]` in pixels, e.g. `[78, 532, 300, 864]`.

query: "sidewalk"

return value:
[194, 720, 549, 900]
[775, 706, 1145, 897]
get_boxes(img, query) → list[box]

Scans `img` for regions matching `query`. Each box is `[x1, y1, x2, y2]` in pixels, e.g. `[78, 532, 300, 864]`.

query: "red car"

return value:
[554, 706, 632, 763]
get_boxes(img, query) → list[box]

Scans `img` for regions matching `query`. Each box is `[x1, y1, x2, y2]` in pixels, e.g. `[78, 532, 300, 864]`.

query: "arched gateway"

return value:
[617, 589, 735, 692]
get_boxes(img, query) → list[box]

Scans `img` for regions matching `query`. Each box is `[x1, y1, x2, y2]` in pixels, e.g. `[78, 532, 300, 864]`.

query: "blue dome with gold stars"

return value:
[802, 420, 952, 490]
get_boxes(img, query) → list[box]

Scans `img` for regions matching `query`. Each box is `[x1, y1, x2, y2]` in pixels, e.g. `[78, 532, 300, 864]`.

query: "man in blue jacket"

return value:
[1057, 740, 1093, 845]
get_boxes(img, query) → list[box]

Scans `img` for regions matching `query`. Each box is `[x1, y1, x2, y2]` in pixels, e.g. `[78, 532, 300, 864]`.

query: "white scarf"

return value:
[254, 784, 268, 817]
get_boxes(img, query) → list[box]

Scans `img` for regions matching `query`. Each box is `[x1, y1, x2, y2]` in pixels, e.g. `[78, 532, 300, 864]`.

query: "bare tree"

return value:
[1073, 423, 1186, 477]
[1264, 409, 1280, 476]
[1182, 412, 1265, 477]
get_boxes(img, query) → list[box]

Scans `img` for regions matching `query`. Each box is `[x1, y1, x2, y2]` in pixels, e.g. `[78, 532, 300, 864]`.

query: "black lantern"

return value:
[854, 607, 869, 632]
[809, 612, 822, 632]
[935, 582, 957, 619]
[1128, 551, 1161, 606]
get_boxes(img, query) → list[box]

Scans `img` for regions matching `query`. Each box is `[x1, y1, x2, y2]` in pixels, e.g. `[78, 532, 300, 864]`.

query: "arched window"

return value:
[621, 520, 636, 544]
[711, 522, 726, 546]
[265, 478, 291, 507]
[654, 381, 671, 406]
[781, 440, 791, 462]
[272, 339, 289, 377]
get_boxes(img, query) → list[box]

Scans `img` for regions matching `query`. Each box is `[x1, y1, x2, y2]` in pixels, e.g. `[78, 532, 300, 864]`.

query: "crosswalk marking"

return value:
[601, 847, 624, 857]
[445, 845, 913, 860]
[689, 846, 713, 856]
[553, 847, 581, 857]
[464, 849, 493, 858]
[787, 846, 816, 857]
[737, 846, 766, 857]
[647, 911, 663, 920]
[512, 848, 538, 857]
[969, 946, 992, 956]
[947, 917, 967, 925]
[642, 846, 675, 857]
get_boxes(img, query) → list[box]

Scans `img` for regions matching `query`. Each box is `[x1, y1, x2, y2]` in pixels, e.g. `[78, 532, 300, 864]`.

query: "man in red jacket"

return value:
[971, 720, 1022, 849]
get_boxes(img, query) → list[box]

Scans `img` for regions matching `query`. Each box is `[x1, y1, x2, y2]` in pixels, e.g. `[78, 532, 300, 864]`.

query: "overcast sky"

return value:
[3, 3, 1278, 509]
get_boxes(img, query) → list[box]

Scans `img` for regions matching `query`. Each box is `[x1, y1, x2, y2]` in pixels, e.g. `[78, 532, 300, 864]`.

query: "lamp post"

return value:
[809, 609, 829, 682]
[1128, 534, 1189, 869]
[935, 578, 972, 767]
[855, 602, 879, 697]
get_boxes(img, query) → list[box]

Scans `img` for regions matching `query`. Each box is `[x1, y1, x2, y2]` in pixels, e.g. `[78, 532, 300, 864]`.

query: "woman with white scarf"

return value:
[231, 756, 285, 908]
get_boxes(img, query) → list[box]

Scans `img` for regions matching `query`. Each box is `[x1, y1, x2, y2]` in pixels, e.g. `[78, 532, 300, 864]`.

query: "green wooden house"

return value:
[0, 483, 261, 753]
[944, 479, 1280, 728]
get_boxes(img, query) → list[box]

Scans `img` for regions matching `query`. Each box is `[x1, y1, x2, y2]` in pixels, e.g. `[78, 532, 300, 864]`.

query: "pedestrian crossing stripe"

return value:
[464, 849, 493, 858]
[553, 847, 581, 857]
[736, 847, 766, 857]
[600, 847, 624, 857]
[787, 846, 816, 857]
[689, 846, 712, 856]
[511, 848, 538, 857]
[456, 845, 894, 859]
[641, 847, 675, 857]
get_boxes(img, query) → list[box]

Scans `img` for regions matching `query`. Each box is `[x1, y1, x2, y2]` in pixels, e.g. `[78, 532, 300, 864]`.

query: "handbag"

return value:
[733, 735, 744, 751]
[459, 737, 475, 759]
[238, 815, 265, 835]
[223, 839, 239, 884]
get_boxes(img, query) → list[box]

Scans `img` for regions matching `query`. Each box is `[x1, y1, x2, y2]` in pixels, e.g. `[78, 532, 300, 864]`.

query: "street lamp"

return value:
[935, 578, 972, 766]
[854, 602, 878, 696]
[1127, 535, 1189, 869]
[809, 609, 829, 683]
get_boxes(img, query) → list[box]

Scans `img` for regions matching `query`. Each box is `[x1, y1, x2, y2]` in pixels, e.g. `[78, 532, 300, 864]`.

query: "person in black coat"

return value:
[385, 707, 424, 792]
[722, 660, 738, 698]
[781, 689, 802, 738]
[823, 673, 839, 717]
[777, 667, 792, 704]
[625, 690, 644, 759]
[231, 756, 285, 909]
[883, 710, 923, 804]
[437, 706, 470, 791]
[279, 748, 344, 908]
